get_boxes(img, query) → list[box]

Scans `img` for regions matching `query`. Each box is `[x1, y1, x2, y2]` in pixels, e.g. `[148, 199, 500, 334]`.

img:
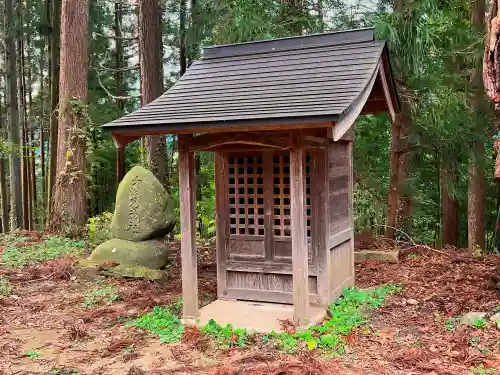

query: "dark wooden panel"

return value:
[226, 260, 318, 275]
[228, 238, 265, 259]
[225, 288, 320, 305]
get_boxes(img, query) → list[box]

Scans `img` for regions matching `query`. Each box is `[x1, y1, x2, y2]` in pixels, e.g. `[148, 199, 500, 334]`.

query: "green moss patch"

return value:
[2, 236, 85, 268]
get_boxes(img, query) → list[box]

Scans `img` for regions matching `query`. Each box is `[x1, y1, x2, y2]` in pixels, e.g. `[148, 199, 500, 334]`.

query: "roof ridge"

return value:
[202, 28, 376, 60]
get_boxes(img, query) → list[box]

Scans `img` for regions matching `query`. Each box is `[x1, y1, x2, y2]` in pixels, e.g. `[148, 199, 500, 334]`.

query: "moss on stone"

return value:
[112, 166, 176, 242]
[88, 238, 170, 269]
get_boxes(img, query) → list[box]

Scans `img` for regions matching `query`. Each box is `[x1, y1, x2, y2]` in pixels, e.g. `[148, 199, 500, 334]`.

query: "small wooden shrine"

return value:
[104, 28, 400, 331]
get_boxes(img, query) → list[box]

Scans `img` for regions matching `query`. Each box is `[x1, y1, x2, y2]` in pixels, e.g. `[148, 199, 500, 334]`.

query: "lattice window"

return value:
[272, 154, 311, 238]
[228, 156, 265, 236]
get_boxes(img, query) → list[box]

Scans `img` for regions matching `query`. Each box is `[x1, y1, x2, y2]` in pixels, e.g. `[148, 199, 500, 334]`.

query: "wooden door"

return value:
[217, 151, 318, 305]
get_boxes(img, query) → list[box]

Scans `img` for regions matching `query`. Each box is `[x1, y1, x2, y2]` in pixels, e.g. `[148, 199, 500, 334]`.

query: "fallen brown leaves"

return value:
[213, 353, 340, 375]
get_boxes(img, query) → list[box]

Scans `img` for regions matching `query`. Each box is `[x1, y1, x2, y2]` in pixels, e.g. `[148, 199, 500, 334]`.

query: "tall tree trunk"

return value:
[27, 37, 36, 229]
[114, 1, 124, 113]
[468, 0, 486, 251]
[386, 0, 413, 239]
[180, 0, 187, 75]
[386, 113, 402, 239]
[0, 79, 9, 233]
[46, 0, 89, 233]
[139, 0, 166, 184]
[442, 164, 459, 247]
[281, 0, 304, 35]
[187, 0, 199, 65]
[5, 0, 22, 229]
[39, 43, 46, 224]
[47, 0, 60, 220]
[17, 27, 30, 230]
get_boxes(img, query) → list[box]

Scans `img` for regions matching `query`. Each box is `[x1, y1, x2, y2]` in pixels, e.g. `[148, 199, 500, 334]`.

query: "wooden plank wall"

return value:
[328, 141, 350, 237]
[328, 140, 355, 302]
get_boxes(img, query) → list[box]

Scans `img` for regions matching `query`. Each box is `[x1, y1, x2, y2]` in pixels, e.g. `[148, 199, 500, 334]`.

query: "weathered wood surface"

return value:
[215, 152, 229, 298]
[310, 148, 329, 306]
[290, 131, 309, 326]
[178, 135, 198, 319]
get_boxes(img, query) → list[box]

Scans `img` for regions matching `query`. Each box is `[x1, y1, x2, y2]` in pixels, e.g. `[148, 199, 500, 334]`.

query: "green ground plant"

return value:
[0, 276, 12, 298]
[82, 284, 121, 308]
[469, 365, 496, 375]
[201, 319, 251, 348]
[25, 351, 41, 359]
[1, 236, 85, 268]
[445, 316, 460, 332]
[86, 212, 113, 248]
[271, 283, 403, 354]
[129, 306, 184, 343]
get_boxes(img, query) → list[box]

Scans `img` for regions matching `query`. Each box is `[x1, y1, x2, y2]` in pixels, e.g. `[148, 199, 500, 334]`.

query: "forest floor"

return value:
[0, 233, 499, 375]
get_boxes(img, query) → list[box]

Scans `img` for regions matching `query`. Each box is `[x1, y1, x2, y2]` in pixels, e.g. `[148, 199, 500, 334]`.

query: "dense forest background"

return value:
[0, 0, 497, 251]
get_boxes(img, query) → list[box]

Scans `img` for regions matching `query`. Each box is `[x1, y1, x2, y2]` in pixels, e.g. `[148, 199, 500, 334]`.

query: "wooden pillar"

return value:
[310, 147, 329, 306]
[290, 131, 309, 327]
[178, 135, 198, 320]
[116, 145, 125, 184]
[214, 152, 228, 298]
[347, 141, 355, 285]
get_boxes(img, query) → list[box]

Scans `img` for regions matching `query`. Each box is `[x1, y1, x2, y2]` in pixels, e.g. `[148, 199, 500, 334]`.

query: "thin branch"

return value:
[97, 63, 139, 73]
[97, 73, 141, 101]
[94, 32, 138, 41]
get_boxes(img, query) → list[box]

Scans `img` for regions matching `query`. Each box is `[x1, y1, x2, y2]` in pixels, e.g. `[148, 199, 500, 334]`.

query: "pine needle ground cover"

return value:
[129, 284, 402, 353]
[0, 239, 498, 375]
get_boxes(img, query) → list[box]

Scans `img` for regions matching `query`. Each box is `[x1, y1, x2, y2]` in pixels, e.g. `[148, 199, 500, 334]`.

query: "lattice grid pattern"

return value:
[272, 154, 311, 238]
[228, 156, 265, 236]
[228, 153, 311, 238]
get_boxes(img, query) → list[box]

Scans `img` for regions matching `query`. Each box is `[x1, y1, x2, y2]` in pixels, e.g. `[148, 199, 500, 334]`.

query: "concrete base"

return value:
[186, 299, 327, 333]
[355, 249, 399, 263]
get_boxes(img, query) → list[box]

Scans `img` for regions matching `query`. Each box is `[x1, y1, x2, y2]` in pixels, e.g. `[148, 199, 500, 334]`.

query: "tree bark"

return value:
[386, 113, 402, 239]
[46, 0, 89, 233]
[187, 0, 199, 65]
[17, 20, 30, 230]
[47, 0, 60, 220]
[139, 0, 166, 184]
[39, 42, 46, 223]
[468, 0, 486, 251]
[5, 0, 22, 230]
[442, 164, 459, 247]
[115, 1, 124, 113]
[0, 78, 9, 233]
[180, 0, 187, 75]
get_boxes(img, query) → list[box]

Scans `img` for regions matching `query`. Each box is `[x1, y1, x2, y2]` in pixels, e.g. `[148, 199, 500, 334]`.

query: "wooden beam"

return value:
[185, 131, 293, 152]
[379, 60, 396, 122]
[310, 148, 329, 307]
[116, 145, 125, 184]
[106, 121, 335, 138]
[214, 152, 228, 298]
[112, 132, 141, 147]
[178, 135, 198, 320]
[290, 130, 309, 327]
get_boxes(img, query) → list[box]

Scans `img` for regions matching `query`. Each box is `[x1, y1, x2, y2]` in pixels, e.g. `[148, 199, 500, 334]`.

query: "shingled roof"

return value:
[104, 28, 399, 138]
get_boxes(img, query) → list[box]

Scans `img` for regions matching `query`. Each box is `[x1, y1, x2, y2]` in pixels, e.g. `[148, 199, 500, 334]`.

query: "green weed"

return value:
[272, 283, 403, 354]
[1, 236, 85, 268]
[25, 351, 41, 359]
[445, 317, 459, 332]
[406, 253, 420, 259]
[472, 318, 487, 330]
[82, 285, 121, 308]
[129, 306, 184, 343]
[201, 319, 250, 348]
[0, 276, 12, 298]
[469, 365, 496, 375]
[86, 212, 113, 248]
